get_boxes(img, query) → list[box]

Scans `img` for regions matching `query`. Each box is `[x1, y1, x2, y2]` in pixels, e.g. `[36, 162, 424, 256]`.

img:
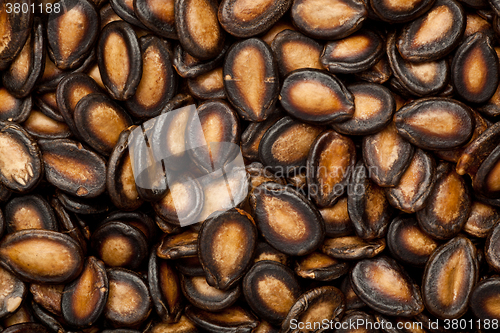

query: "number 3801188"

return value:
[5, 2, 61, 14]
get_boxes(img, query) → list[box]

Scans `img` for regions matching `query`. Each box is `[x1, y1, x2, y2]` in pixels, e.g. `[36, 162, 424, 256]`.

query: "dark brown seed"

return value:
[417, 163, 471, 240]
[340, 275, 365, 310]
[473, 144, 500, 199]
[61, 256, 108, 328]
[0, 1, 32, 71]
[91, 221, 148, 269]
[147, 315, 200, 333]
[181, 274, 241, 311]
[198, 208, 257, 290]
[262, 19, 296, 45]
[335, 311, 378, 333]
[241, 113, 283, 163]
[104, 211, 155, 241]
[370, 0, 436, 23]
[291, 0, 366, 39]
[56, 190, 111, 215]
[319, 196, 355, 237]
[362, 122, 415, 187]
[321, 29, 385, 74]
[351, 256, 424, 317]
[463, 201, 500, 238]
[124, 36, 177, 119]
[148, 247, 183, 323]
[2, 17, 45, 98]
[0, 229, 83, 283]
[175, 255, 205, 276]
[2, 323, 50, 333]
[281, 286, 345, 333]
[396, 0, 465, 62]
[218, 0, 292, 37]
[30, 301, 67, 333]
[307, 130, 356, 207]
[23, 110, 71, 140]
[253, 241, 289, 266]
[250, 182, 324, 256]
[74, 93, 133, 156]
[0, 89, 32, 123]
[97, 21, 143, 100]
[394, 97, 474, 150]
[271, 29, 323, 76]
[107, 128, 144, 211]
[485, 221, 500, 271]
[465, 11, 495, 40]
[134, 0, 177, 39]
[279, 69, 354, 124]
[172, 43, 229, 78]
[0, 122, 42, 193]
[243, 260, 301, 324]
[1, 303, 34, 327]
[452, 32, 499, 103]
[104, 268, 152, 328]
[175, 0, 225, 60]
[46, 0, 99, 70]
[387, 215, 440, 267]
[30, 283, 64, 317]
[355, 56, 393, 84]
[385, 148, 436, 213]
[157, 230, 198, 260]
[39, 139, 107, 198]
[224, 38, 279, 122]
[188, 67, 225, 100]
[5, 195, 57, 233]
[246, 162, 286, 194]
[388, 32, 450, 96]
[294, 252, 349, 281]
[321, 236, 386, 260]
[422, 236, 478, 319]
[0, 266, 25, 319]
[110, 0, 147, 28]
[348, 161, 393, 240]
[469, 276, 500, 320]
[185, 305, 258, 332]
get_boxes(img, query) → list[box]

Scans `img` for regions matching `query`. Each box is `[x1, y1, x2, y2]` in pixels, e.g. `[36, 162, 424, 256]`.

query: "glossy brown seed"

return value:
[319, 196, 354, 237]
[463, 201, 500, 238]
[107, 128, 143, 211]
[175, 0, 225, 60]
[307, 130, 356, 207]
[38, 139, 107, 198]
[355, 56, 393, 84]
[124, 36, 176, 118]
[157, 230, 198, 260]
[387, 215, 439, 267]
[271, 29, 323, 76]
[172, 43, 228, 78]
[291, 0, 366, 39]
[198, 209, 256, 290]
[243, 261, 301, 324]
[370, 0, 435, 23]
[321, 236, 386, 260]
[241, 113, 283, 163]
[394, 97, 474, 150]
[262, 19, 295, 45]
[351, 256, 424, 317]
[397, 0, 465, 62]
[30, 283, 64, 317]
[417, 163, 471, 239]
[253, 241, 289, 266]
[336, 311, 378, 333]
[348, 161, 393, 240]
[181, 275, 240, 311]
[56, 190, 111, 215]
[56, 73, 102, 137]
[47, 0, 99, 70]
[0, 265, 25, 319]
[23, 110, 71, 140]
[74, 93, 133, 156]
[485, 222, 500, 271]
[5, 195, 57, 233]
[224, 38, 278, 122]
[0, 122, 42, 193]
[188, 67, 225, 100]
[218, 0, 292, 37]
[2, 323, 50, 333]
[61, 257, 108, 328]
[148, 248, 183, 323]
[362, 122, 414, 187]
[30, 301, 66, 333]
[3, 18, 45, 98]
[386, 148, 436, 213]
[340, 275, 365, 310]
[470, 277, 500, 320]
[0, 229, 83, 283]
[0, 89, 32, 123]
[110, 0, 147, 28]
[321, 29, 384, 74]
[388, 32, 450, 96]
[91, 221, 148, 269]
[97, 21, 142, 100]
[250, 182, 324, 256]
[473, 144, 500, 199]
[0, 1, 32, 71]
[175, 256, 204, 277]
[134, 0, 177, 39]
[281, 286, 345, 333]
[452, 32, 499, 103]
[185, 305, 258, 332]
[422, 236, 478, 319]
[104, 268, 152, 328]
[294, 252, 349, 281]
[280, 69, 354, 124]
[147, 315, 199, 333]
